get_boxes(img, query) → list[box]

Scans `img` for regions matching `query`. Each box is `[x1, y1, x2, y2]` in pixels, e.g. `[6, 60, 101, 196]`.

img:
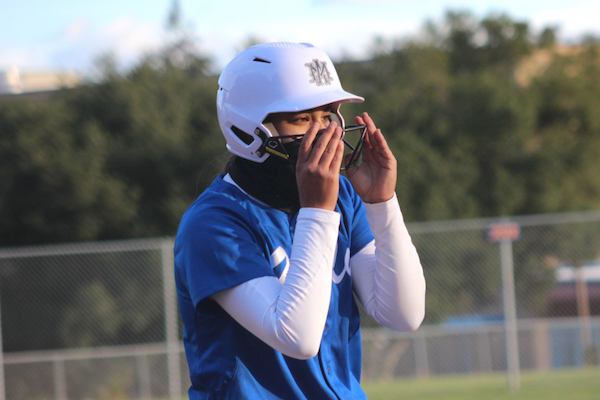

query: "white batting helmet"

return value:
[216, 42, 364, 163]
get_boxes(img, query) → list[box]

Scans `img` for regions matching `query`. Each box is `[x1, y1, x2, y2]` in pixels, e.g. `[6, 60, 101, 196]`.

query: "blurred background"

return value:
[1, 0, 600, 399]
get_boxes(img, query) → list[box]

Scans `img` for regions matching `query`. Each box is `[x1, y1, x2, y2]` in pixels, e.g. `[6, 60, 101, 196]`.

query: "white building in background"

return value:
[0, 66, 80, 95]
[0, 66, 23, 94]
[556, 264, 600, 283]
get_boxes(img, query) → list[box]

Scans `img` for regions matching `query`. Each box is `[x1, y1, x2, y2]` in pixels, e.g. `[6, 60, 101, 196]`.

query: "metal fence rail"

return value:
[2, 317, 598, 398]
[361, 317, 600, 381]
[4, 343, 181, 400]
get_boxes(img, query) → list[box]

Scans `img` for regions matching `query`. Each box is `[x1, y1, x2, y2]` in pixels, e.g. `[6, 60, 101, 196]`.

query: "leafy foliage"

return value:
[3, 12, 599, 246]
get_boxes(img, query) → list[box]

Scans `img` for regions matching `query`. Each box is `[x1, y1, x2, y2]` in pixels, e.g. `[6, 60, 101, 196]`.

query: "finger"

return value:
[361, 112, 378, 134]
[376, 137, 394, 164]
[319, 126, 343, 167]
[370, 129, 386, 152]
[362, 129, 385, 156]
[297, 122, 321, 163]
[330, 138, 345, 172]
[355, 113, 378, 150]
[308, 121, 337, 163]
[366, 129, 397, 167]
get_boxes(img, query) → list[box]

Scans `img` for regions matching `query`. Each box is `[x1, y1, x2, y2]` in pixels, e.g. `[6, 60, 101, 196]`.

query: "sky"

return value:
[1, 0, 599, 76]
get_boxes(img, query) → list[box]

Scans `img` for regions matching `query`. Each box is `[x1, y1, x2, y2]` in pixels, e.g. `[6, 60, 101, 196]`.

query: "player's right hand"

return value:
[296, 122, 344, 211]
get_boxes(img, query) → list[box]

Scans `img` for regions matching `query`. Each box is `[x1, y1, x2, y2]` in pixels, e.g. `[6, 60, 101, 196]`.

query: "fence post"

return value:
[162, 239, 181, 400]
[477, 328, 493, 373]
[500, 238, 520, 391]
[487, 222, 521, 392]
[595, 321, 600, 366]
[136, 354, 152, 400]
[414, 331, 429, 378]
[53, 358, 68, 400]
[0, 286, 5, 400]
[575, 266, 594, 365]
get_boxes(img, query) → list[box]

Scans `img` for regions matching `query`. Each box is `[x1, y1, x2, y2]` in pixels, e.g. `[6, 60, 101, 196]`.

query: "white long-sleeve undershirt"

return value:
[352, 194, 426, 331]
[213, 206, 340, 360]
[212, 176, 425, 359]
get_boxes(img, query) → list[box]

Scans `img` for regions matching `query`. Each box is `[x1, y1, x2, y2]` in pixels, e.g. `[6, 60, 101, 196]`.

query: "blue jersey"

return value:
[174, 174, 374, 399]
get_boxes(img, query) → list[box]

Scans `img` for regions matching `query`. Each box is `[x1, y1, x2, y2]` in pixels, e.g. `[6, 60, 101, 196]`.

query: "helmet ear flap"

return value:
[230, 125, 255, 145]
[263, 121, 278, 137]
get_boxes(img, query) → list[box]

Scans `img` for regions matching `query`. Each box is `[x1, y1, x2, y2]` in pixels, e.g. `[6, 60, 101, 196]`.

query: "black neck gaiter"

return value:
[226, 141, 302, 214]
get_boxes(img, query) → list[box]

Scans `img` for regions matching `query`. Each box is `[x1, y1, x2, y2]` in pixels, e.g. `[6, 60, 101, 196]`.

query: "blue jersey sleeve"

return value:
[175, 198, 275, 308]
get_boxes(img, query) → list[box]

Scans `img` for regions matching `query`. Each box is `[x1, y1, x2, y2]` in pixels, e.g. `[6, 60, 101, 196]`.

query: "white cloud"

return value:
[44, 17, 162, 72]
[312, 0, 408, 4]
[97, 17, 161, 58]
[64, 18, 88, 40]
[201, 14, 420, 72]
[529, 1, 600, 39]
[0, 17, 164, 73]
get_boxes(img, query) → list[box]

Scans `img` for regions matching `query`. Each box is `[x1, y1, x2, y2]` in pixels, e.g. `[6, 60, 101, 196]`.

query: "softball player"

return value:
[174, 42, 426, 399]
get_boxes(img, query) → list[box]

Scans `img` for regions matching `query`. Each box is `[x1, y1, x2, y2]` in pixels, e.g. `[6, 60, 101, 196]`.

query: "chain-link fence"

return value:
[1, 210, 599, 399]
[0, 239, 183, 400]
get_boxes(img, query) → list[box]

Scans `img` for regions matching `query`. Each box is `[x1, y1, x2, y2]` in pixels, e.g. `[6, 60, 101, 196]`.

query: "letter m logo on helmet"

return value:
[305, 59, 333, 86]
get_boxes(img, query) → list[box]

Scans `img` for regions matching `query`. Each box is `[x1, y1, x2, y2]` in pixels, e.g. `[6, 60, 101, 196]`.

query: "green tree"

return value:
[0, 100, 137, 246]
[443, 11, 531, 75]
[59, 62, 223, 239]
[525, 43, 600, 213]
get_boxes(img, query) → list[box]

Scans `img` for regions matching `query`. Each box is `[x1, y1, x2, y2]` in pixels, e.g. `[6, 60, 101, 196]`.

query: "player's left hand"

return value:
[346, 112, 397, 203]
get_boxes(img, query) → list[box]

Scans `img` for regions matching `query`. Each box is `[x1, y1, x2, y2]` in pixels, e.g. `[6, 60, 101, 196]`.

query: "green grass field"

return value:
[362, 368, 600, 400]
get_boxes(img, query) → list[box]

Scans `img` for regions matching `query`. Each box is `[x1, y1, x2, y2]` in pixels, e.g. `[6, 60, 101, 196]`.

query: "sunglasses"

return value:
[262, 124, 367, 170]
